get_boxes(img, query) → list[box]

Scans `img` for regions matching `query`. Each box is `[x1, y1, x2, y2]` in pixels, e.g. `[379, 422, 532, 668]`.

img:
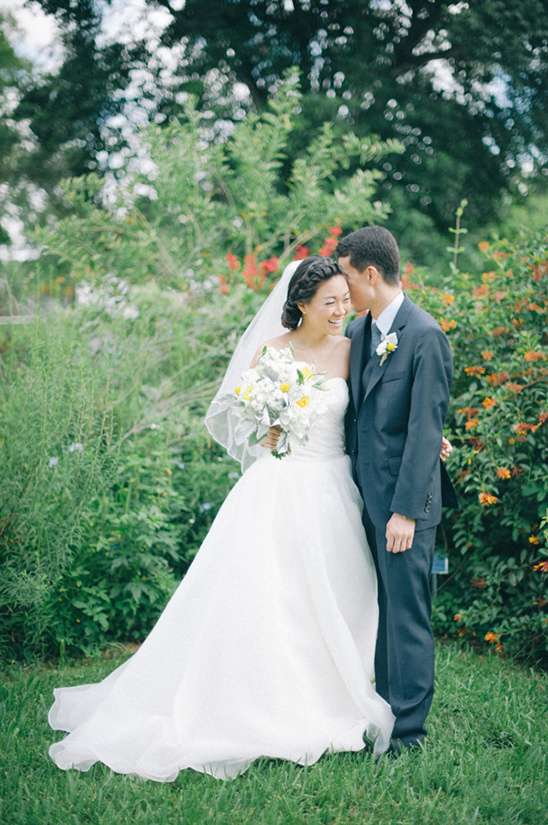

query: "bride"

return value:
[48, 256, 396, 781]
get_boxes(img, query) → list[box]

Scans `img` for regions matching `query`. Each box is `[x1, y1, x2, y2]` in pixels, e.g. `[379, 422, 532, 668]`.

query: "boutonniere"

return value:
[376, 332, 398, 366]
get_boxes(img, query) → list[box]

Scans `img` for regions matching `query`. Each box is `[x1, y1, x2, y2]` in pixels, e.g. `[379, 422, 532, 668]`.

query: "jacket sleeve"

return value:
[389, 324, 453, 520]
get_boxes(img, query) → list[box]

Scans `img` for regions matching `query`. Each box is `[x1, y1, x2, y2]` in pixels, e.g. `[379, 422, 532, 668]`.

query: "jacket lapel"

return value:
[361, 295, 413, 406]
[350, 313, 370, 412]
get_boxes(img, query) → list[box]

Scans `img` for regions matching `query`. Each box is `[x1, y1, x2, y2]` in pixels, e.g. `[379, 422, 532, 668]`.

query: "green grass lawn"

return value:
[1, 641, 546, 825]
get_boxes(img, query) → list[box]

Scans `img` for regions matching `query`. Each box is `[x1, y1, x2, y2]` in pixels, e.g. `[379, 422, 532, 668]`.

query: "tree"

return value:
[154, 0, 548, 228]
[0, 12, 33, 245]
[5, 0, 548, 248]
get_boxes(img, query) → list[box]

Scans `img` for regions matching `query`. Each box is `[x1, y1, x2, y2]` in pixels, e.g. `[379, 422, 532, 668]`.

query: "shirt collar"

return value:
[375, 291, 404, 337]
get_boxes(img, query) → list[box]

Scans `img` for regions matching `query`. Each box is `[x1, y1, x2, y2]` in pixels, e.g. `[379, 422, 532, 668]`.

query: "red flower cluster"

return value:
[318, 226, 343, 257]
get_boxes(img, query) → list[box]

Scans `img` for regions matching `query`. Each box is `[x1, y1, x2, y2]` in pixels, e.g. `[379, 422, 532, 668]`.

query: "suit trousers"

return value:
[361, 505, 436, 748]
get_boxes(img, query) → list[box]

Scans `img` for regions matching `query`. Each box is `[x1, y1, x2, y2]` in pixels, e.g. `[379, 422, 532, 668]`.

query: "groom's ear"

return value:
[366, 265, 380, 284]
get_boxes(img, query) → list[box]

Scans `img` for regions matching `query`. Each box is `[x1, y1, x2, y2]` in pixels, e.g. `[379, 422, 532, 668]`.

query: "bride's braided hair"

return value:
[281, 256, 346, 330]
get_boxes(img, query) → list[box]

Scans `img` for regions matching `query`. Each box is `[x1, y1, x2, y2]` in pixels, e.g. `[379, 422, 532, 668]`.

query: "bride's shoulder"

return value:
[331, 335, 350, 378]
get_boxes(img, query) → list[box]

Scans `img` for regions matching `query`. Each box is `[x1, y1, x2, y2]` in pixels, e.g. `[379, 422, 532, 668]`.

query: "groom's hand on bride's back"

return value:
[386, 513, 416, 553]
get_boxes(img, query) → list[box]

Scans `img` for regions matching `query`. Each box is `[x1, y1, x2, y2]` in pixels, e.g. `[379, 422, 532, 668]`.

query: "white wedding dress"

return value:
[49, 377, 394, 780]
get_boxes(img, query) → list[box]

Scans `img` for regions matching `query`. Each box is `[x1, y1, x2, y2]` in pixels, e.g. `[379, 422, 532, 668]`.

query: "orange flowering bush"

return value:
[413, 230, 548, 666]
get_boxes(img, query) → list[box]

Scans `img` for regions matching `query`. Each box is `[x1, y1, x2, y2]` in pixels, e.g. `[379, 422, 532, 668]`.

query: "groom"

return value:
[337, 226, 458, 754]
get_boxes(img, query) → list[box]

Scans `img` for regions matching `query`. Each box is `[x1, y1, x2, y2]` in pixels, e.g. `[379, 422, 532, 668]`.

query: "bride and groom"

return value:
[48, 226, 457, 780]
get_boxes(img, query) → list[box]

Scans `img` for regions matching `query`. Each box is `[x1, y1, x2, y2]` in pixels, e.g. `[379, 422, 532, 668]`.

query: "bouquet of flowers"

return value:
[228, 345, 329, 458]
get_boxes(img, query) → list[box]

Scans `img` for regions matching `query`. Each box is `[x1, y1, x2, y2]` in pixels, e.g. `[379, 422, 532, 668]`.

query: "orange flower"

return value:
[485, 631, 498, 643]
[294, 246, 310, 260]
[481, 349, 494, 361]
[529, 536, 540, 545]
[524, 350, 546, 362]
[218, 275, 230, 295]
[242, 254, 266, 290]
[506, 382, 524, 393]
[482, 397, 496, 409]
[496, 467, 511, 479]
[473, 285, 489, 297]
[440, 318, 457, 332]
[465, 366, 486, 376]
[534, 561, 548, 573]
[465, 419, 479, 430]
[479, 491, 498, 507]
[478, 241, 490, 252]
[492, 327, 509, 336]
[225, 252, 240, 271]
[453, 614, 463, 622]
[440, 293, 455, 305]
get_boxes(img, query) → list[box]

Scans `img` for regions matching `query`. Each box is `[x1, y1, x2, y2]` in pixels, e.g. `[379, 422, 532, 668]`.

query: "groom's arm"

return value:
[390, 323, 453, 524]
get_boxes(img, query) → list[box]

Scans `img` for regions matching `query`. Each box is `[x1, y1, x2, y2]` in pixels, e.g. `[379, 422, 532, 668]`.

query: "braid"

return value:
[281, 256, 345, 330]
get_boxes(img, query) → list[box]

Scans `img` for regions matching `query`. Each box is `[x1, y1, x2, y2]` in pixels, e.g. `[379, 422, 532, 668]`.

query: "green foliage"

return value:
[411, 229, 548, 666]
[2, 643, 546, 824]
[0, 283, 239, 660]
[142, 0, 548, 228]
[2, 77, 401, 661]
[31, 74, 398, 291]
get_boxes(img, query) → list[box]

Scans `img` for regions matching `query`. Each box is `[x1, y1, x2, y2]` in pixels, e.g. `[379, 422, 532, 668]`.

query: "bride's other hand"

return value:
[262, 426, 282, 449]
[441, 436, 453, 462]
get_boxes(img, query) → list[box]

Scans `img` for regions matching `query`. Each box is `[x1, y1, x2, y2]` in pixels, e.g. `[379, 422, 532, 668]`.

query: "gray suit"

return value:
[346, 294, 457, 748]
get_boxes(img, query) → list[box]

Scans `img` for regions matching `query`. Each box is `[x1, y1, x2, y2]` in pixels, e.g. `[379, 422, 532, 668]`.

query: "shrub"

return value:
[411, 229, 548, 667]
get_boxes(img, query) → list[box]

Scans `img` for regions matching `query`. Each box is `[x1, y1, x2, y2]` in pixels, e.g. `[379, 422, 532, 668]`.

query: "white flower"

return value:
[48, 457, 59, 468]
[69, 442, 84, 453]
[227, 345, 328, 459]
[376, 332, 398, 365]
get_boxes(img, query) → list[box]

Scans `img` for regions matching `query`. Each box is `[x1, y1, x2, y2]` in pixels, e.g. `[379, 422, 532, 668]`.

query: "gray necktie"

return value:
[370, 321, 382, 358]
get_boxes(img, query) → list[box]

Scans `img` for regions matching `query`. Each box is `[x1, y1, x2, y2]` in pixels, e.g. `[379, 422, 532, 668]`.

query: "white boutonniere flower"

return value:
[376, 332, 398, 366]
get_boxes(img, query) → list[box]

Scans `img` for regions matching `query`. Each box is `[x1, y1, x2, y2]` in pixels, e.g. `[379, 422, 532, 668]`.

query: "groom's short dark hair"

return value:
[336, 226, 400, 286]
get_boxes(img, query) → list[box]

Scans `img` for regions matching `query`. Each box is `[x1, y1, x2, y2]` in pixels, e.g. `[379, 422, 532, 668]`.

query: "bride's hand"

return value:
[261, 426, 282, 449]
[441, 436, 453, 462]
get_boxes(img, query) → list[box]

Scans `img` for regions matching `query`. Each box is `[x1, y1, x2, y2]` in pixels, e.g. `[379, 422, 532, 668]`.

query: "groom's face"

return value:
[338, 256, 373, 314]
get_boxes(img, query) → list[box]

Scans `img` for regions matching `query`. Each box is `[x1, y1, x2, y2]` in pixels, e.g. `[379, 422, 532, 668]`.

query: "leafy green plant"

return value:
[410, 229, 548, 666]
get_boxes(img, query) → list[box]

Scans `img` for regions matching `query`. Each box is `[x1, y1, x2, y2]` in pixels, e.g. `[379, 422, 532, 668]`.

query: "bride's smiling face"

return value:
[298, 275, 351, 335]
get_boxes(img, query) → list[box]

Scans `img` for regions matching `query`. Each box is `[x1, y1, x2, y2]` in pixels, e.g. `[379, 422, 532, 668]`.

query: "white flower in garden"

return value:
[48, 457, 59, 467]
[69, 442, 84, 453]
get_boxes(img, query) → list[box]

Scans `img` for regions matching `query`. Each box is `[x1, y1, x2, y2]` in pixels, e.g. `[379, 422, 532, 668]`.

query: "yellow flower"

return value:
[386, 342, 396, 352]
[280, 383, 290, 392]
[235, 385, 241, 396]
[300, 366, 314, 380]
[243, 386, 254, 401]
[296, 396, 309, 408]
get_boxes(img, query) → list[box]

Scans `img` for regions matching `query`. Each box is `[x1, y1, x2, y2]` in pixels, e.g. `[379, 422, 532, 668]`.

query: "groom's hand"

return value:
[386, 513, 415, 553]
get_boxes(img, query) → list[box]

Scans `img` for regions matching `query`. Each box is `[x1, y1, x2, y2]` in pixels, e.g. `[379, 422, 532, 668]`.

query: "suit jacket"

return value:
[346, 294, 458, 530]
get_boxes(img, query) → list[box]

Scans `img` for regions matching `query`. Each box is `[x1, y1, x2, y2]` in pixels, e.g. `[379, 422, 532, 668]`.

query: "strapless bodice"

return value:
[277, 376, 348, 462]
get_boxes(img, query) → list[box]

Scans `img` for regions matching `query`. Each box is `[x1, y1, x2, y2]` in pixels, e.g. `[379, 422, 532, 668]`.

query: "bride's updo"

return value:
[281, 256, 346, 330]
